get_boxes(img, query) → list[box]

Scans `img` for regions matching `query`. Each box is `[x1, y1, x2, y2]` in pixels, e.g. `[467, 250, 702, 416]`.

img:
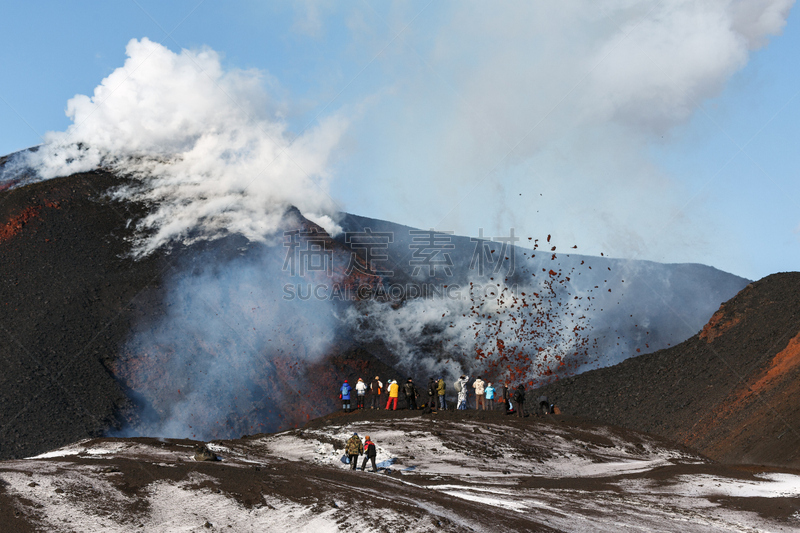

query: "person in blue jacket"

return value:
[485, 382, 496, 411]
[340, 380, 352, 412]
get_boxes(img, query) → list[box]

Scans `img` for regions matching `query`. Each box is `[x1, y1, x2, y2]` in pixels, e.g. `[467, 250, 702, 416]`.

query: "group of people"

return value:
[339, 375, 541, 417]
[338, 376, 418, 411]
[454, 375, 498, 410]
[454, 375, 531, 417]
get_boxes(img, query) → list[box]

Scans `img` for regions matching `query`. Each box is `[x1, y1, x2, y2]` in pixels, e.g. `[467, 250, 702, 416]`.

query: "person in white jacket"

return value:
[355, 378, 367, 410]
[457, 375, 470, 410]
[472, 377, 486, 410]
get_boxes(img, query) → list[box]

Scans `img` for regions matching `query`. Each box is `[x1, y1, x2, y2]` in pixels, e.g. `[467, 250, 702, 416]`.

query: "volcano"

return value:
[1, 162, 748, 460]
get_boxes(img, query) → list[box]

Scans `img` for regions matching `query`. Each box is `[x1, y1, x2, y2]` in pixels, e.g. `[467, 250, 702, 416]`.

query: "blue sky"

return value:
[1, 1, 798, 280]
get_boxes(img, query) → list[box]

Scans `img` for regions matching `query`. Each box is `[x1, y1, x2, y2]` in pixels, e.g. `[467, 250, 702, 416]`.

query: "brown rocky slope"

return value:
[532, 272, 800, 468]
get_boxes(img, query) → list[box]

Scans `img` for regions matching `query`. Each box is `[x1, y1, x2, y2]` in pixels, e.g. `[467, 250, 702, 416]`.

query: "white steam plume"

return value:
[346, 0, 793, 269]
[4, 38, 346, 254]
[585, 0, 792, 132]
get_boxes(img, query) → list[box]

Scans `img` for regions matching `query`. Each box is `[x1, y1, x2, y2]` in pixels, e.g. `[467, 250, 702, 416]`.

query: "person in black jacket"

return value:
[512, 384, 527, 417]
[361, 435, 378, 472]
[502, 383, 511, 412]
[427, 377, 437, 410]
[403, 378, 418, 410]
[369, 376, 383, 409]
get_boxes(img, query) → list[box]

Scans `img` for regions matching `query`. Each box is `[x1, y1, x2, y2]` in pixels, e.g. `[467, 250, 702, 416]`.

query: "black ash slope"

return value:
[531, 273, 800, 468]
[0, 172, 166, 459]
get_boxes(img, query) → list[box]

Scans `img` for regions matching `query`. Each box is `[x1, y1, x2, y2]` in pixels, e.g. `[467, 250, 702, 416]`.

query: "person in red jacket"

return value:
[361, 435, 378, 472]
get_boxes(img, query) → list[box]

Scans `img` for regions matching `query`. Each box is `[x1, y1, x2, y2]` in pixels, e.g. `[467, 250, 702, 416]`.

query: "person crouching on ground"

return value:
[437, 377, 447, 410]
[355, 377, 367, 409]
[473, 376, 486, 410]
[346, 433, 363, 470]
[457, 375, 469, 410]
[386, 380, 399, 410]
[538, 394, 551, 415]
[361, 435, 378, 472]
[370, 376, 383, 409]
[340, 380, 352, 412]
[485, 382, 495, 410]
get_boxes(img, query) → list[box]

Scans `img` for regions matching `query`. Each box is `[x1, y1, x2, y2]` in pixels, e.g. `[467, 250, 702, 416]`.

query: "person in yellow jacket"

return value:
[385, 380, 399, 411]
[437, 378, 447, 410]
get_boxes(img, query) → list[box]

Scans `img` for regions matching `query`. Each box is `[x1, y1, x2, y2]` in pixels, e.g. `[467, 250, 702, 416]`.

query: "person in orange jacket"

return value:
[385, 380, 399, 411]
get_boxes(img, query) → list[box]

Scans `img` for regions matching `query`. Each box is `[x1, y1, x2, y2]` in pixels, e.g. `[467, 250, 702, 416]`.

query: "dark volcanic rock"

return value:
[532, 272, 800, 468]
[0, 172, 166, 459]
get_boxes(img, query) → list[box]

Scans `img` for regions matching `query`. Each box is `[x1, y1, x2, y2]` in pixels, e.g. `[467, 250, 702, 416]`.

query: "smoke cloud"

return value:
[345, 283, 590, 386]
[2, 37, 346, 255]
[115, 239, 345, 440]
[343, 253, 599, 387]
[344, 0, 793, 269]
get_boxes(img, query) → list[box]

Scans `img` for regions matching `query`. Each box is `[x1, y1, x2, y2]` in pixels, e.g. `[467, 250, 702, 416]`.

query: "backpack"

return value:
[454, 380, 462, 393]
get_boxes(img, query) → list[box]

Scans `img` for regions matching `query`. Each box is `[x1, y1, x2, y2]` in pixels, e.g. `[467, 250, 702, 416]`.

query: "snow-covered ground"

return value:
[1, 416, 799, 532]
[258, 418, 698, 478]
